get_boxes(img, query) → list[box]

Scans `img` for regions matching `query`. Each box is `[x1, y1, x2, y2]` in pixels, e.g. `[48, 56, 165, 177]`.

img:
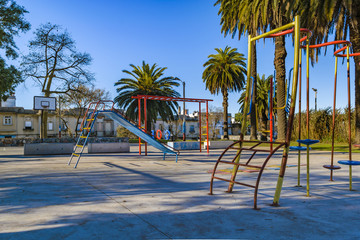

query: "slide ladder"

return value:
[209, 140, 286, 209]
[68, 101, 110, 168]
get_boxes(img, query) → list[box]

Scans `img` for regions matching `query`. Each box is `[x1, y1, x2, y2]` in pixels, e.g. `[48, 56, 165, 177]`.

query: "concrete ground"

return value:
[0, 145, 359, 239]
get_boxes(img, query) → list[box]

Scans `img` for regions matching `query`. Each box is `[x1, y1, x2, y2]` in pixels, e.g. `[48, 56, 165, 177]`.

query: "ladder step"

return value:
[212, 176, 256, 188]
[83, 127, 91, 130]
[72, 153, 79, 157]
[76, 145, 84, 148]
[80, 136, 87, 138]
[86, 119, 94, 121]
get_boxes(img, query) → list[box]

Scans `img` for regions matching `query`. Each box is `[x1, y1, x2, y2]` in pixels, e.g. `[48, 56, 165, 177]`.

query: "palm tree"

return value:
[289, 0, 360, 142]
[238, 74, 274, 140]
[215, 0, 297, 141]
[114, 61, 180, 131]
[203, 46, 247, 139]
[215, 0, 265, 140]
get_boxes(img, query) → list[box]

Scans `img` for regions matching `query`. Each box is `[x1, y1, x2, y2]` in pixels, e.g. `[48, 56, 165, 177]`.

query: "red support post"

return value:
[199, 102, 202, 152]
[144, 97, 147, 156]
[206, 101, 209, 154]
[138, 98, 141, 155]
[270, 77, 274, 151]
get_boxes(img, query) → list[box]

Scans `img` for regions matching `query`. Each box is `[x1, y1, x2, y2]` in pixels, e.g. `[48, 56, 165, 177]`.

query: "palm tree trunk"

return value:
[222, 89, 229, 139]
[250, 41, 258, 140]
[274, 35, 287, 141]
[260, 111, 268, 141]
[350, 24, 360, 143]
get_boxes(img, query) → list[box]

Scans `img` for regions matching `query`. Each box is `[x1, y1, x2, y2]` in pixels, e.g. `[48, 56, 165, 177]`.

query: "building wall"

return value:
[0, 108, 117, 138]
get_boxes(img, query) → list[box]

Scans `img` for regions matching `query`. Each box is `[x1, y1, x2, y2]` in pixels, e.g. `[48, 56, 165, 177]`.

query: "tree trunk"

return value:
[260, 111, 268, 141]
[250, 41, 258, 140]
[350, 24, 360, 143]
[274, 35, 287, 141]
[222, 89, 229, 139]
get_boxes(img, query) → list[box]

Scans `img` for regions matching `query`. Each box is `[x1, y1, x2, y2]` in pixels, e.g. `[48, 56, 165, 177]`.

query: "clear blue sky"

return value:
[13, 0, 356, 115]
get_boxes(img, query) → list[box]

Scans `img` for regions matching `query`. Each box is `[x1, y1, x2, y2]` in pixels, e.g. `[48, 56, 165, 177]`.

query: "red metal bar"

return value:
[144, 97, 147, 156]
[132, 95, 213, 103]
[267, 28, 312, 43]
[270, 77, 273, 151]
[199, 102, 202, 152]
[138, 98, 141, 155]
[330, 57, 338, 181]
[206, 101, 209, 154]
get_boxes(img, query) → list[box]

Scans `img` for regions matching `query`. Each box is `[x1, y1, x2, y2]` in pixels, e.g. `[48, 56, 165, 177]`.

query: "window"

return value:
[24, 121, 32, 130]
[48, 122, 54, 131]
[189, 125, 195, 134]
[3, 116, 12, 125]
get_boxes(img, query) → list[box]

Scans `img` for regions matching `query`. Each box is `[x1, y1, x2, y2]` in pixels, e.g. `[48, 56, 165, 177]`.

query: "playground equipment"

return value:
[68, 100, 179, 168]
[288, 62, 307, 188]
[131, 95, 213, 154]
[332, 45, 360, 190]
[209, 16, 312, 209]
[296, 38, 322, 197]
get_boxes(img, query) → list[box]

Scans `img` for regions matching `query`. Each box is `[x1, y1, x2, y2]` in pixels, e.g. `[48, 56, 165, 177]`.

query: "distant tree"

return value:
[238, 74, 274, 140]
[60, 85, 111, 136]
[0, 0, 30, 105]
[202, 46, 246, 139]
[21, 23, 93, 138]
[206, 106, 223, 140]
[114, 61, 180, 131]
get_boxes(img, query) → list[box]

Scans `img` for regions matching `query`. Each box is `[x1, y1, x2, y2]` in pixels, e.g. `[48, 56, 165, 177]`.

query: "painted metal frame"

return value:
[209, 16, 310, 208]
[132, 95, 213, 155]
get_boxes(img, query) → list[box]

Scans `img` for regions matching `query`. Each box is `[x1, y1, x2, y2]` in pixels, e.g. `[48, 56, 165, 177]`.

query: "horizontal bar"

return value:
[218, 160, 262, 169]
[80, 136, 87, 138]
[251, 22, 295, 42]
[241, 148, 272, 153]
[213, 176, 256, 188]
[76, 145, 84, 148]
[72, 153, 79, 157]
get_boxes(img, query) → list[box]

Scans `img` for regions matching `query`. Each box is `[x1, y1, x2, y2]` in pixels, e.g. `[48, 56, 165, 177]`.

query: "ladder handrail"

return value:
[79, 100, 115, 131]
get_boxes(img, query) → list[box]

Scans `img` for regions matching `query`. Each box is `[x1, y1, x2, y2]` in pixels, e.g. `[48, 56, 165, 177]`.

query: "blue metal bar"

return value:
[285, 68, 293, 113]
[247, 76, 255, 115]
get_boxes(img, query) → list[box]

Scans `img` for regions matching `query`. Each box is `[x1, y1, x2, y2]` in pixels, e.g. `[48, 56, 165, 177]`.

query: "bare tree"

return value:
[21, 23, 93, 138]
[60, 85, 110, 136]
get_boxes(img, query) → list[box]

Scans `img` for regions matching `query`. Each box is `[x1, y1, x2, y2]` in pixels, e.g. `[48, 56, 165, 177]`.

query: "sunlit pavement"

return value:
[0, 146, 359, 239]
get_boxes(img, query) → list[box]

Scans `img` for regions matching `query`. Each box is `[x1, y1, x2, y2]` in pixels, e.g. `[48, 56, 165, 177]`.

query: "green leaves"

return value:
[114, 61, 180, 125]
[0, 0, 29, 101]
[202, 46, 246, 95]
[0, 57, 22, 101]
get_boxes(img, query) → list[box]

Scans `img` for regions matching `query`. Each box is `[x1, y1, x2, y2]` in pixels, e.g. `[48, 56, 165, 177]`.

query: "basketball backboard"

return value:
[33, 96, 57, 111]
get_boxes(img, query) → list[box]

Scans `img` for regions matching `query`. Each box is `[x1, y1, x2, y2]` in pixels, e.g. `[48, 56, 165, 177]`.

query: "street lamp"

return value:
[174, 77, 186, 141]
[312, 88, 317, 111]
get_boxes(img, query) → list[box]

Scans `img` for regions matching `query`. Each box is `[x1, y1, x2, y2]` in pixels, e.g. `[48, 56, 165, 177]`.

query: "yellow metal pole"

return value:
[251, 22, 295, 42]
[346, 45, 353, 191]
[306, 38, 310, 197]
[227, 34, 253, 193]
[297, 49, 302, 187]
[273, 15, 300, 205]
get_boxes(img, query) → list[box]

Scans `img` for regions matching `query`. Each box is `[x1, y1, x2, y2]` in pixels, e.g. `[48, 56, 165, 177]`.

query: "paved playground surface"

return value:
[1, 145, 359, 239]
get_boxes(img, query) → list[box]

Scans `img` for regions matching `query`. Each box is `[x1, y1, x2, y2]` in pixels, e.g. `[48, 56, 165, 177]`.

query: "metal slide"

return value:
[101, 110, 179, 160]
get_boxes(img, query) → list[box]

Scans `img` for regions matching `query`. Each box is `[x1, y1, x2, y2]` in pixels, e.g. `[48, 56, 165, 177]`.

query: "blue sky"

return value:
[12, 0, 356, 115]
